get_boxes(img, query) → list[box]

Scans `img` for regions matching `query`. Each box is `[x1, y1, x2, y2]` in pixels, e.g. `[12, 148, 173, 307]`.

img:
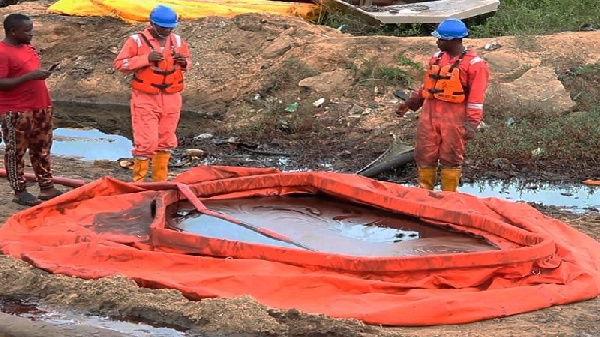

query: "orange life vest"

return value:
[132, 33, 184, 94]
[422, 51, 466, 103]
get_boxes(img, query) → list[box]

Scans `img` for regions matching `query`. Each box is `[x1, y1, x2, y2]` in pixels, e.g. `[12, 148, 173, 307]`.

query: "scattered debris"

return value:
[531, 148, 544, 157]
[194, 133, 214, 141]
[285, 102, 299, 112]
[312, 98, 325, 107]
[183, 149, 206, 159]
[484, 40, 502, 51]
[117, 158, 134, 170]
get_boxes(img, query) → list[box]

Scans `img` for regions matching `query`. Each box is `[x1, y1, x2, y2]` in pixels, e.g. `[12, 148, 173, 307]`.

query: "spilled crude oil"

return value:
[0, 298, 186, 337]
[169, 195, 498, 256]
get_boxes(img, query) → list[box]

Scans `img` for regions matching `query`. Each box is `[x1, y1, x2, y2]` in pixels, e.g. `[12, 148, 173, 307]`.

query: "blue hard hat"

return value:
[432, 18, 468, 39]
[150, 4, 178, 28]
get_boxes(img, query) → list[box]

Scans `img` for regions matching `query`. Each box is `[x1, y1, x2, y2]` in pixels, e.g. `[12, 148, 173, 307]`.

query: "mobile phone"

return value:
[48, 63, 59, 71]
[393, 90, 409, 101]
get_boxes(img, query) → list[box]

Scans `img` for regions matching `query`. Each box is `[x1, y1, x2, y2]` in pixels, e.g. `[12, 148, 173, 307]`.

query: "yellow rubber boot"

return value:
[152, 151, 171, 182]
[440, 167, 462, 192]
[132, 158, 150, 182]
[417, 167, 437, 190]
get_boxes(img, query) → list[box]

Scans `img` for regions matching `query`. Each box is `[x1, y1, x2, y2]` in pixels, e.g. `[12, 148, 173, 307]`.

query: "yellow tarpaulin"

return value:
[48, 0, 321, 23]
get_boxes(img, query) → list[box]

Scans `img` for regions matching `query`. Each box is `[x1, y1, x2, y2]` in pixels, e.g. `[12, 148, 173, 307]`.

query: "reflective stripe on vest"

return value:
[131, 32, 184, 94]
[422, 51, 467, 103]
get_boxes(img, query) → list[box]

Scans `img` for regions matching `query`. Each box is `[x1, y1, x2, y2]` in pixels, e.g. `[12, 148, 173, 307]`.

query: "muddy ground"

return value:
[2, 0, 600, 336]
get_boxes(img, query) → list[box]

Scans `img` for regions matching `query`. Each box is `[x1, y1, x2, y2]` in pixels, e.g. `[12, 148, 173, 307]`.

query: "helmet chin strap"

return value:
[152, 25, 169, 39]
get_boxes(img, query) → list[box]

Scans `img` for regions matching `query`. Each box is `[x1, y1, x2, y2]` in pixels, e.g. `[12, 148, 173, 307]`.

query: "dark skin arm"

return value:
[148, 51, 164, 62]
[173, 53, 187, 67]
[0, 69, 52, 91]
[147, 51, 186, 67]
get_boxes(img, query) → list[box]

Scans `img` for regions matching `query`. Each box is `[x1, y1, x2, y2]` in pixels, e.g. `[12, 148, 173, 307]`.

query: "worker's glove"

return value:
[405, 97, 424, 111]
[463, 122, 477, 140]
[395, 104, 409, 117]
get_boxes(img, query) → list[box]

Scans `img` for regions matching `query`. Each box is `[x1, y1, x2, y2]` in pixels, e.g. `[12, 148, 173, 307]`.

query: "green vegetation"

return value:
[260, 57, 320, 95]
[235, 57, 325, 139]
[558, 62, 600, 115]
[348, 54, 422, 88]
[317, 0, 600, 37]
[468, 105, 600, 163]
[237, 96, 324, 140]
[467, 61, 600, 163]
[467, 0, 600, 37]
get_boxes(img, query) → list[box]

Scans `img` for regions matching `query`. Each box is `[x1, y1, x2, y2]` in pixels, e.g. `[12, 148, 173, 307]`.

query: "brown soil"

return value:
[2, 1, 600, 336]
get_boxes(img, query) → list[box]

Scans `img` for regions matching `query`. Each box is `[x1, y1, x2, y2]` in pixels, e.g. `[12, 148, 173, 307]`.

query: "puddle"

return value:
[457, 180, 600, 213]
[51, 128, 132, 161]
[169, 195, 497, 257]
[0, 299, 185, 337]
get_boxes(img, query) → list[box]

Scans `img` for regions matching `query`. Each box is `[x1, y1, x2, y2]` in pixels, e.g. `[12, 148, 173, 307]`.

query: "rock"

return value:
[312, 98, 325, 107]
[262, 34, 294, 59]
[194, 133, 214, 141]
[117, 158, 134, 170]
[484, 40, 502, 51]
[183, 149, 205, 158]
[298, 69, 353, 93]
[348, 104, 364, 116]
[484, 51, 524, 74]
[499, 66, 576, 114]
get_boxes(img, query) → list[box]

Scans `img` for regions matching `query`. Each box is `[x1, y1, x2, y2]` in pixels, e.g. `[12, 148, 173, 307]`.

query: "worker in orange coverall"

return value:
[396, 18, 489, 192]
[113, 4, 190, 182]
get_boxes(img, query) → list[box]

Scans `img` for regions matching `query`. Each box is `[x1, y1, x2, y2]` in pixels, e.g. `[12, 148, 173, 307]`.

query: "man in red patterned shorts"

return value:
[0, 13, 62, 206]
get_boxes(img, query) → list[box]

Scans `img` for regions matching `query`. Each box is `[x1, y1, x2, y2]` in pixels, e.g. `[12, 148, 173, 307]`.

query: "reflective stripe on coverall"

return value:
[113, 27, 191, 158]
[409, 49, 489, 167]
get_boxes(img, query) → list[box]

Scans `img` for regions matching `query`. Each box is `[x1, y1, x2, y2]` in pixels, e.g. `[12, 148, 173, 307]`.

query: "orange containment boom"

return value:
[1, 165, 600, 326]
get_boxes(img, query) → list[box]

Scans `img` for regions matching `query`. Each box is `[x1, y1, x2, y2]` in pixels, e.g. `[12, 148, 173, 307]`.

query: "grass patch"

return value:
[316, 0, 600, 37]
[467, 91, 600, 164]
[349, 54, 422, 88]
[558, 62, 600, 113]
[513, 35, 542, 52]
[259, 57, 320, 95]
[468, 0, 600, 37]
[236, 96, 326, 141]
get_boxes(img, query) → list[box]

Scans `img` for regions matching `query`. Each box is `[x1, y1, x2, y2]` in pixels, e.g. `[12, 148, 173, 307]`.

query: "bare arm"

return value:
[0, 69, 51, 91]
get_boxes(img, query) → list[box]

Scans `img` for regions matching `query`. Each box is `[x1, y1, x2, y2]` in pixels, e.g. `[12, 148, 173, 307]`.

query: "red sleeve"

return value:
[113, 35, 151, 73]
[465, 56, 489, 126]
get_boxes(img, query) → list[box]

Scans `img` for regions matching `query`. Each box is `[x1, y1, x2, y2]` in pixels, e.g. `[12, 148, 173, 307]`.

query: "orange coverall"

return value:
[113, 27, 191, 159]
[410, 49, 489, 167]
[405, 49, 489, 190]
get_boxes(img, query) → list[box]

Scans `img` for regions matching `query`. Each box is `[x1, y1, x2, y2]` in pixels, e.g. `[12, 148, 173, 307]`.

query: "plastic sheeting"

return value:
[1, 165, 600, 326]
[47, 0, 321, 23]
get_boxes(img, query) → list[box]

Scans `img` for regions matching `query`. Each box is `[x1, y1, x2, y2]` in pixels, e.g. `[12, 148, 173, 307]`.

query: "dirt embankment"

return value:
[11, 1, 600, 178]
